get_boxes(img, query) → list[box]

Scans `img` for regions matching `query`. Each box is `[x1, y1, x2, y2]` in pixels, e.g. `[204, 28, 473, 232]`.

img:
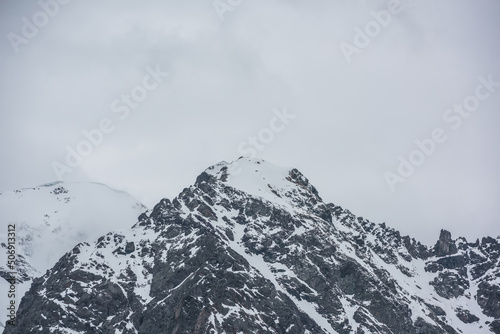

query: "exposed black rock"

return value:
[490, 320, 500, 334]
[478, 282, 500, 318]
[455, 308, 479, 324]
[434, 229, 458, 257]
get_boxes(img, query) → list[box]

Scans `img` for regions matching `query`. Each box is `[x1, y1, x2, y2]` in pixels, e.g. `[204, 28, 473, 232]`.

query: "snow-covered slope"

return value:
[0, 182, 146, 330]
[4, 158, 500, 334]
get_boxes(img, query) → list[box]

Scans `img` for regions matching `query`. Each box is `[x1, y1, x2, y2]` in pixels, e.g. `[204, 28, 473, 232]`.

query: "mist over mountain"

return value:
[0, 181, 146, 330]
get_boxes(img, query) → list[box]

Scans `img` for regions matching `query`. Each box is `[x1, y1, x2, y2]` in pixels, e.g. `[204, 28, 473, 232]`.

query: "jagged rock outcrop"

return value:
[434, 229, 458, 257]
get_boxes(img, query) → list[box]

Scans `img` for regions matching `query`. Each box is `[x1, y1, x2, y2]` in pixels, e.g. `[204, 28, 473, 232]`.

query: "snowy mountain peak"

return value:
[4, 161, 500, 334]
[196, 157, 322, 212]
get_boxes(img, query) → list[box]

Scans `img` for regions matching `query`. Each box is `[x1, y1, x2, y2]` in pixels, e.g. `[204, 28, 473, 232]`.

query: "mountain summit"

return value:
[4, 158, 500, 333]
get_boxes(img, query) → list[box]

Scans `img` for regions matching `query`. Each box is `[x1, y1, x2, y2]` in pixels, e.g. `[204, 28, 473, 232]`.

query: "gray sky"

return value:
[1, 0, 499, 245]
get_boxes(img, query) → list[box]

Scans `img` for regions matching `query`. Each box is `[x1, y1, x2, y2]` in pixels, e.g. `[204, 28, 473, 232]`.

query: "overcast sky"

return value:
[1, 0, 499, 245]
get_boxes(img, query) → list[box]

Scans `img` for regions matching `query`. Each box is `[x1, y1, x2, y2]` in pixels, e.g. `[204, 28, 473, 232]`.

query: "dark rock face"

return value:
[430, 271, 469, 299]
[0, 252, 34, 284]
[3, 159, 500, 334]
[490, 320, 500, 334]
[478, 282, 500, 318]
[455, 308, 479, 324]
[434, 229, 458, 257]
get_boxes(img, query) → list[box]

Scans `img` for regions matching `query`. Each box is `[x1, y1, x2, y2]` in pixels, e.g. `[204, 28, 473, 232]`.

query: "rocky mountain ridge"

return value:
[3, 158, 500, 333]
[0, 181, 146, 330]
